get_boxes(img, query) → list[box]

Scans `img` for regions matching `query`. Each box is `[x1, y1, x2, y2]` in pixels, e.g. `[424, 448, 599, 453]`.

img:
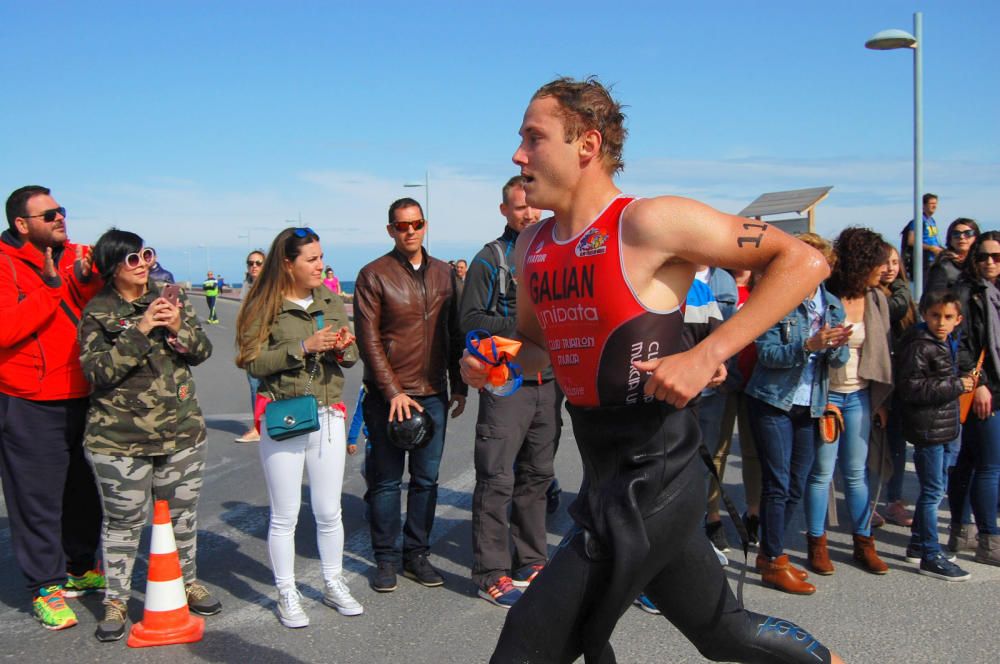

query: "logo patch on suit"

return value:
[575, 228, 608, 257]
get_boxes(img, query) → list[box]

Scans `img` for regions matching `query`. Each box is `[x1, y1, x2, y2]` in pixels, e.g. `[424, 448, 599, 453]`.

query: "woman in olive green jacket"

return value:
[235, 227, 361, 628]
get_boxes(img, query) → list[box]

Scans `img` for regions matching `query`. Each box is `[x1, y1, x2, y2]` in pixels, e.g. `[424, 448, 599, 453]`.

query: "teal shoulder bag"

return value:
[264, 355, 321, 441]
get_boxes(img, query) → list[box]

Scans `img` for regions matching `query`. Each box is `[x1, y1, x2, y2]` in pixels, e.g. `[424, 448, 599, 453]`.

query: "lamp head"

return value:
[865, 29, 917, 50]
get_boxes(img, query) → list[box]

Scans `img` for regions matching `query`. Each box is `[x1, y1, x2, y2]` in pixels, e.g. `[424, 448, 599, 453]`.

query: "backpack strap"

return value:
[486, 240, 513, 316]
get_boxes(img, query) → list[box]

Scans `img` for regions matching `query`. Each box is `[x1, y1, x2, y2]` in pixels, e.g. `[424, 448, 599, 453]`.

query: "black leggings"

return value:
[492, 428, 831, 663]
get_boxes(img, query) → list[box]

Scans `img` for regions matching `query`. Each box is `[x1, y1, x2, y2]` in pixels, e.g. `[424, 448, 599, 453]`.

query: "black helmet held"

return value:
[387, 410, 435, 450]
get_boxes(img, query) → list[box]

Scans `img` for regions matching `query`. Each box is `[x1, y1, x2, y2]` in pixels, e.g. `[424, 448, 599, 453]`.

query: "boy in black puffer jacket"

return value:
[897, 290, 975, 581]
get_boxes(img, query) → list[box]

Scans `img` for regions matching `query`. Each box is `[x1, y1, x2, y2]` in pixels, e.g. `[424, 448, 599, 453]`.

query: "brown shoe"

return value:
[755, 554, 809, 581]
[852, 534, 889, 574]
[759, 554, 816, 595]
[807, 533, 835, 576]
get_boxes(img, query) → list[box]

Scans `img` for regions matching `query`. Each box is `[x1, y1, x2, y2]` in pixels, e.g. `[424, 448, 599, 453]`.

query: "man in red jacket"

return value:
[0, 186, 105, 630]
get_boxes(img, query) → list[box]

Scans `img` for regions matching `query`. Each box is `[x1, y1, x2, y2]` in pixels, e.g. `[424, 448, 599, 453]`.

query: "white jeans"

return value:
[260, 407, 346, 591]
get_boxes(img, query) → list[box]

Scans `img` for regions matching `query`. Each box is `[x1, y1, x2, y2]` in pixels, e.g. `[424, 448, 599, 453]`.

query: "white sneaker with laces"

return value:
[277, 588, 309, 628]
[323, 576, 364, 616]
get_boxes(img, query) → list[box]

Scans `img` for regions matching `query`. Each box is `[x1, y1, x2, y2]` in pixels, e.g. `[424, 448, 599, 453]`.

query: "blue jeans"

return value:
[910, 444, 951, 558]
[247, 372, 260, 412]
[961, 410, 1000, 535]
[363, 392, 448, 564]
[805, 389, 873, 536]
[747, 397, 817, 559]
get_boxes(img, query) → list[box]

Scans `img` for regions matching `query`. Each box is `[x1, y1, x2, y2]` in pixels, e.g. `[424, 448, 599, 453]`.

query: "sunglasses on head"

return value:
[246, 259, 263, 267]
[390, 219, 426, 233]
[22, 207, 66, 222]
[123, 247, 156, 269]
[292, 227, 319, 240]
[975, 252, 1000, 264]
[951, 229, 976, 239]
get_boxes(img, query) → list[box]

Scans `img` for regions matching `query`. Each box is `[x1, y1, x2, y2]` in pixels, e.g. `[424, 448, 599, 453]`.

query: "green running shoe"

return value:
[33, 586, 78, 630]
[64, 567, 106, 598]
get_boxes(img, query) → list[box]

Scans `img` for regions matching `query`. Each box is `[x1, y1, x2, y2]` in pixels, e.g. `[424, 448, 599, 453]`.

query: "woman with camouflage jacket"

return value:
[78, 229, 220, 643]
[235, 227, 362, 629]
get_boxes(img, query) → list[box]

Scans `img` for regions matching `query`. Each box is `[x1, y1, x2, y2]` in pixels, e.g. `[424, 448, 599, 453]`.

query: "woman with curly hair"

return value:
[804, 227, 893, 576]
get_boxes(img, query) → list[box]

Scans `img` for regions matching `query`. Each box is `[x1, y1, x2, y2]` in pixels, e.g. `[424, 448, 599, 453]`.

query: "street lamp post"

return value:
[866, 12, 924, 300]
[404, 170, 430, 253]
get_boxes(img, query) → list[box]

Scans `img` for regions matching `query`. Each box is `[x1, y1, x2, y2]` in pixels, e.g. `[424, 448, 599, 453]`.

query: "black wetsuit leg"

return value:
[492, 405, 833, 664]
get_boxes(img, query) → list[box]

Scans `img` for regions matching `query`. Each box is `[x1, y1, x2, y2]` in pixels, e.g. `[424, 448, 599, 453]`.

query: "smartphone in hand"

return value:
[161, 283, 180, 306]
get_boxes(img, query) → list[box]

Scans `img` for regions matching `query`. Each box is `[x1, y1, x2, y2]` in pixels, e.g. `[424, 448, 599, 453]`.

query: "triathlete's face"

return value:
[500, 185, 541, 233]
[513, 96, 580, 209]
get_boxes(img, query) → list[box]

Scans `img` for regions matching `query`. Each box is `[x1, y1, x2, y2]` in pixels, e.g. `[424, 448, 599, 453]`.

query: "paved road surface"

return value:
[1, 297, 997, 663]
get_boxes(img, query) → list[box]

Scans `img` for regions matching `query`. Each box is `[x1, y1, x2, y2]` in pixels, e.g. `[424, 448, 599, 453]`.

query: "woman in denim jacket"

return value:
[746, 234, 849, 595]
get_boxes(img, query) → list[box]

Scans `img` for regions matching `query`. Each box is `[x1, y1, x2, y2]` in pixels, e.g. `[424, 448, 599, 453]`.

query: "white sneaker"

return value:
[277, 588, 309, 628]
[323, 576, 364, 616]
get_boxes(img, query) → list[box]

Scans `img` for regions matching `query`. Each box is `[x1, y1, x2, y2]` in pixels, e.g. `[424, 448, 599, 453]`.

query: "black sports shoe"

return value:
[706, 520, 730, 553]
[185, 582, 222, 616]
[905, 543, 956, 564]
[372, 561, 397, 593]
[403, 554, 444, 587]
[918, 554, 971, 582]
[742, 512, 760, 547]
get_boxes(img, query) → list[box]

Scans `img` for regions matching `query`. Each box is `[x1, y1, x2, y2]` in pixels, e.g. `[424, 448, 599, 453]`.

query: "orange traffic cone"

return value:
[127, 500, 204, 648]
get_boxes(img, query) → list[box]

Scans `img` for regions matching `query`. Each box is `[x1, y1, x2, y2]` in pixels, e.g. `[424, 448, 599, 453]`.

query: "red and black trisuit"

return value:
[491, 196, 832, 664]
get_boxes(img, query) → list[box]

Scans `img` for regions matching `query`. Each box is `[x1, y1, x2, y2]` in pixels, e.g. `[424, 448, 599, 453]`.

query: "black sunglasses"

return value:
[246, 259, 263, 267]
[975, 252, 1000, 264]
[950, 229, 976, 239]
[292, 227, 319, 240]
[22, 207, 66, 222]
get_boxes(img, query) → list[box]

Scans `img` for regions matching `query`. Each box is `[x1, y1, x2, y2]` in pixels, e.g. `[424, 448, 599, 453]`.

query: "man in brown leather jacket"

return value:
[354, 197, 468, 593]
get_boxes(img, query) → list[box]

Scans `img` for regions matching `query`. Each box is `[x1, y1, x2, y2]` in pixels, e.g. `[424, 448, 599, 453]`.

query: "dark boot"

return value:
[975, 533, 1000, 567]
[807, 533, 835, 576]
[852, 534, 889, 574]
[758, 554, 816, 595]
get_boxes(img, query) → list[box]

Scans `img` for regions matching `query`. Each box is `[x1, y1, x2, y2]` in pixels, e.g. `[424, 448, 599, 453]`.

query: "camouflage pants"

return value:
[86, 442, 206, 602]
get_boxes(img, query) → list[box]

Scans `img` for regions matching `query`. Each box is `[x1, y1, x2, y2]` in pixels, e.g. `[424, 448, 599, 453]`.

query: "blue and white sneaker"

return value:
[918, 554, 971, 582]
[633, 593, 660, 615]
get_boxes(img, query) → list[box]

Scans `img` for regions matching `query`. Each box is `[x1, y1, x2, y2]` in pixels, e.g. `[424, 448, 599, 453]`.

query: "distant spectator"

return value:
[323, 267, 343, 295]
[202, 271, 220, 324]
[927, 218, 981, 293]
[454, 259, 467, 301]
[901, 192, 943, 281]
[235, 249, 266, 443]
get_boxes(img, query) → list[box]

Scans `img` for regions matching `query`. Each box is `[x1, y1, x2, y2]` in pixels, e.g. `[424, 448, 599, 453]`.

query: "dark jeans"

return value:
[910, 443, 951, 558]
[949, 420, 982, 529]
[0, 395, 102, 592]
[885, 400, 908, 503]
[747, 397, 816, 559]
[958, 410, 1000, 535]
[472, 381, 558, 588]
[363, 391, 448, 564]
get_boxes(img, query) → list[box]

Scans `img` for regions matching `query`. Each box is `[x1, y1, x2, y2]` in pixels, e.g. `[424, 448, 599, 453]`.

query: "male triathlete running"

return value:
[461, 77, 845, 664]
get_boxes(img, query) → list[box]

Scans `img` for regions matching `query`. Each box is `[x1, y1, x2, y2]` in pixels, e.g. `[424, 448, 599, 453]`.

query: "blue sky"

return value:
[4, 1, 998, 284]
